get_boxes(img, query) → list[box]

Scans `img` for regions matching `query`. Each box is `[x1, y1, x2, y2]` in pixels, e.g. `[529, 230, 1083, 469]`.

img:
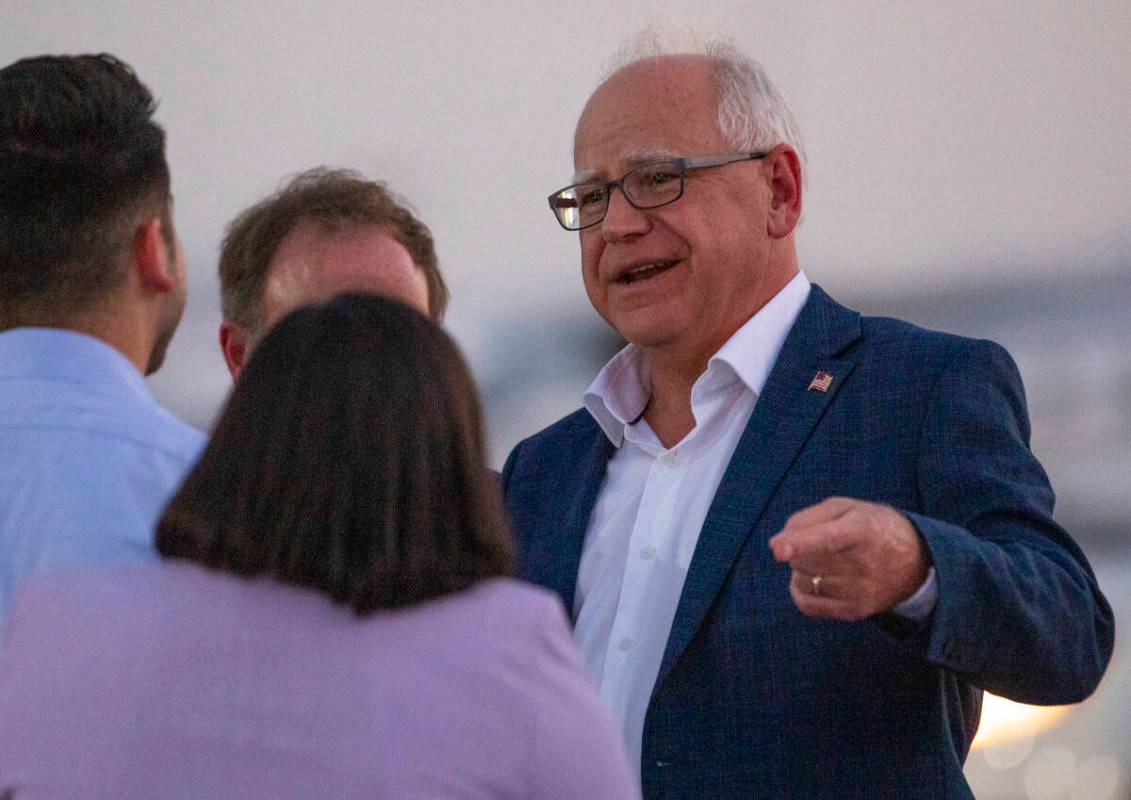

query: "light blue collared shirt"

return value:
[0, 328, 206, 631]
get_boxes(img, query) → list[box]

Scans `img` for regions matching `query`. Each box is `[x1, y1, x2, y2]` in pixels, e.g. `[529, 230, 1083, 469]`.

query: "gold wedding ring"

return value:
[811, 574, 824, 596]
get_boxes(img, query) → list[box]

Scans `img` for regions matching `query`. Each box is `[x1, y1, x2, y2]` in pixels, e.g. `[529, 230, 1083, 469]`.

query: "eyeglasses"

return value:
[547, 152, 767, 231]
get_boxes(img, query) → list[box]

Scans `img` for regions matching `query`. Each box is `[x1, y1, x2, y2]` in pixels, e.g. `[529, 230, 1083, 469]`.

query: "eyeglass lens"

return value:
[552, 161, 683, 230]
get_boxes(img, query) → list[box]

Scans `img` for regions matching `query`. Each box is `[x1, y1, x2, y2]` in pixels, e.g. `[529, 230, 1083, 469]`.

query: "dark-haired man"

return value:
[217, 168, 447, 379]
[0, 54, 205, 629]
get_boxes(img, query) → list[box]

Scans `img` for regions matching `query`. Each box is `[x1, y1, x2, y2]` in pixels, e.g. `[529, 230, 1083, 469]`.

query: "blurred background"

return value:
[4, 2, 1128, 796]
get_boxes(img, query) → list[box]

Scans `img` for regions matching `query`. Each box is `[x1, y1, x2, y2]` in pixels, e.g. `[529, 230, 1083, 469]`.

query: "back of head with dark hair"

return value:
[219, 168, 448, 334]
[0, 53, 171, 327]
[156, 293, 511, 613]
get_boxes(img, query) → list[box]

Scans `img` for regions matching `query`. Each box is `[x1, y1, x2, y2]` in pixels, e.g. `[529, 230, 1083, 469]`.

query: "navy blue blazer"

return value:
[502, 286, 1114, 800]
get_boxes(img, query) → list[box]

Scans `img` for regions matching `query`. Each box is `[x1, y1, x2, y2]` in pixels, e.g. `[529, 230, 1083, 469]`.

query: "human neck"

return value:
[55, 302, 154, 376]
[641, 346, 713, 449]
[638, 262, 801, 448]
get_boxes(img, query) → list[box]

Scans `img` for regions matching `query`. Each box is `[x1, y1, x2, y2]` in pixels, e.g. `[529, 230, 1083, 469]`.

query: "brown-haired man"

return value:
[217, 167, 447, 379]
[0, 53, 204, 630]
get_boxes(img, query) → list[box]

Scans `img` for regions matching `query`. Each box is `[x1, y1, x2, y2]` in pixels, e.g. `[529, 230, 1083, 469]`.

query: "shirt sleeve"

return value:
[890, 567, 938, 620]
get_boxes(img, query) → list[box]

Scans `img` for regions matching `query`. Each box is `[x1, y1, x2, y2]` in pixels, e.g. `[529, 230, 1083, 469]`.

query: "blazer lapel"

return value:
[524, 418, 615, 618]
[653, 285, 862, 693]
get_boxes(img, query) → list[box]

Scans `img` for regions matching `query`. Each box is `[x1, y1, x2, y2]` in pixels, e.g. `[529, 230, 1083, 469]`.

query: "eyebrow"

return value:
[570, 148, 680, 185]
[570, 167, 600, 184]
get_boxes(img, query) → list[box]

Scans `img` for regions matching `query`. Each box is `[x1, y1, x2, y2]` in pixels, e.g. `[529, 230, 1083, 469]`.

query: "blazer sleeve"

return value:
[903, 338, 1114, 704]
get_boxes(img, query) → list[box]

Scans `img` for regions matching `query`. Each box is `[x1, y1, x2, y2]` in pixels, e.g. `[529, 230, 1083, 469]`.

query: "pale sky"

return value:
[4, 0, 1129, 435]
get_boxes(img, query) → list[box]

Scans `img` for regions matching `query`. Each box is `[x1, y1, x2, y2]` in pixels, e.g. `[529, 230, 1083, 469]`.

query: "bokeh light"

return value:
[973, 694, 1073, 751]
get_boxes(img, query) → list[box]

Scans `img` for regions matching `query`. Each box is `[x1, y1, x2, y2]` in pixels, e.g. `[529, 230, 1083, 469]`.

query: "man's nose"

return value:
[600, 186, 650, 242]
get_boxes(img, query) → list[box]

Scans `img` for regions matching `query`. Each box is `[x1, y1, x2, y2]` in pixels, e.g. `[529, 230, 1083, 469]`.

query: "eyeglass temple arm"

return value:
[681, 151, 767, 169]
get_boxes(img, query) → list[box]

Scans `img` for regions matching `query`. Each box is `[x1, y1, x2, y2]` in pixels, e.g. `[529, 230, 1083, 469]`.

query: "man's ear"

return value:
[133, 217, 175, 292]
[219, 320, 249, 381]
[765, 144, 803, 239]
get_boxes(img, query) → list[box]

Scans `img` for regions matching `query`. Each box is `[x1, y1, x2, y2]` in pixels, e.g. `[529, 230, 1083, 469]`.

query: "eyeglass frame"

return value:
[547, 151, 768, 231]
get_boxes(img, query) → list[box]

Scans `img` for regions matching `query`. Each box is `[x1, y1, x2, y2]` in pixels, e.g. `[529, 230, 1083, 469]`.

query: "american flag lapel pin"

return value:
[807, 370, 834, 392]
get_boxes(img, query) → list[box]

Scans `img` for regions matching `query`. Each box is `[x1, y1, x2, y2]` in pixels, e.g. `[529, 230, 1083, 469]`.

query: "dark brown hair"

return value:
[219, 168, 448, 333]
[156, 293, 511, 613]
[0, 53, 172, 327]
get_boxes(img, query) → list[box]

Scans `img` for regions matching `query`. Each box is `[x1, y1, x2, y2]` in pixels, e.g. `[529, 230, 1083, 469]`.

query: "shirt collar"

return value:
[0, 327, 155, 406]
[584, 271, 811, 447]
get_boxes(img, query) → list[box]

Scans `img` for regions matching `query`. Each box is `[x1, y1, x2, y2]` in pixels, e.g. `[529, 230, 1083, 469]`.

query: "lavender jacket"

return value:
[0, 563, 640, 800]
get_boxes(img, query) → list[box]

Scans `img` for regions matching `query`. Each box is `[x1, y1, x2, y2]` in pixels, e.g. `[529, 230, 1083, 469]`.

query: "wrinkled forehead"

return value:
[571, 56, 723, 180]
[570, 148, 680, 184]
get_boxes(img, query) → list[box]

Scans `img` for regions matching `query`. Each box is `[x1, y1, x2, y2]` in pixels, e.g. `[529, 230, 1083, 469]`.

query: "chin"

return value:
[145, 323, 178, 375]
[147, 303, 186, 375]
[145, 343, 168, 376]
[609, 313, 687, 351]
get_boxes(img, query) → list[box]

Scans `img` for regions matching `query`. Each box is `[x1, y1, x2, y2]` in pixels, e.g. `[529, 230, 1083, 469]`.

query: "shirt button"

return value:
[640, 544, 657, 560]
[618, 637, 633, 651]
[661, 452, 678, 467]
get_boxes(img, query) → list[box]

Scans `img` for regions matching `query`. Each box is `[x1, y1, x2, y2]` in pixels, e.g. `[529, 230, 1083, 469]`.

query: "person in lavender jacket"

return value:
[0, 293, 640, 800]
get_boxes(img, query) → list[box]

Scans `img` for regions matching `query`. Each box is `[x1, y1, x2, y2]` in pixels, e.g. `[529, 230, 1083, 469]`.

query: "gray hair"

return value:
[601, 31, 807, 180]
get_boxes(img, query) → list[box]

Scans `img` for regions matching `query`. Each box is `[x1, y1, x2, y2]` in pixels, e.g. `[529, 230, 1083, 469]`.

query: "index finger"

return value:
[782, 497, 857, 530]
[769, 498, 856, 560]
[769, 514, 861, 563]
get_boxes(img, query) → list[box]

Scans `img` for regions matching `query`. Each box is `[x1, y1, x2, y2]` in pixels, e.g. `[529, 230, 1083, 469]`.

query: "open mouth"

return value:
[617, 260, 678, 284]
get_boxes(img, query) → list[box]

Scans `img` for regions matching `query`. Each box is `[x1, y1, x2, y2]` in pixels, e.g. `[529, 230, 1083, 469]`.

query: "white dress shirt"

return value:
[576, 273, 810, 770]
[575, 273, 936, 769]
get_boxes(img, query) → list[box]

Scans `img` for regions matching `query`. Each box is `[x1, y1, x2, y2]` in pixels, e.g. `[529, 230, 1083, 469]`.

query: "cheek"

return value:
[579, 235, 603, 287]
